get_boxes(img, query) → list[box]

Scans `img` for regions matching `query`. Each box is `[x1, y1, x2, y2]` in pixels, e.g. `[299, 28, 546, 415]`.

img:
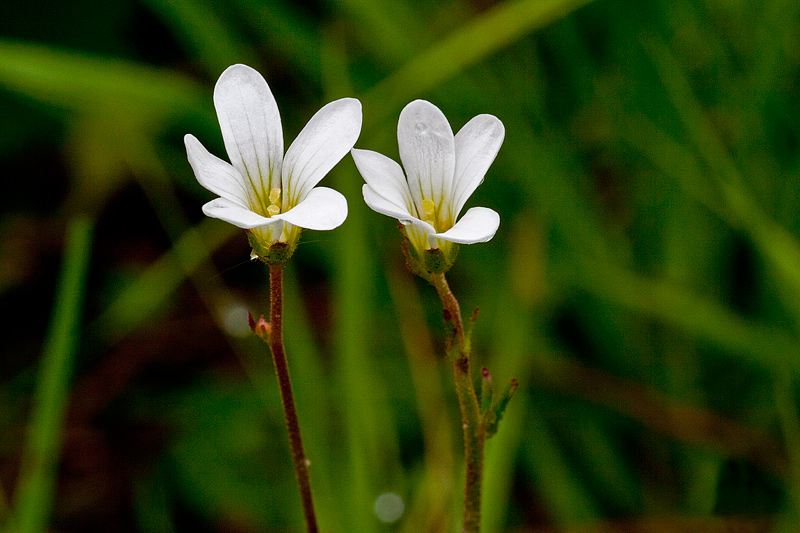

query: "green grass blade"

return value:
[326, 0, 420, 65]
[362, 0, 595, 124]
[523, 400, 600, 526]
[634, 40, 800, 335]
[483, 294, 540, 531]
[773, 373, 800, 526]
[0, 40, 205, 115]
[321, 39, 400, 532]
[10, 216, 94, 533]
[569, 261, 800, 374]
[281, 269, 344, 533]
[386, 266, 457, 532]
[230, 0, 323, 82]
[330, 166, 392, 533]
[140, 0, 258, 76]
[92, 219, 236, 343]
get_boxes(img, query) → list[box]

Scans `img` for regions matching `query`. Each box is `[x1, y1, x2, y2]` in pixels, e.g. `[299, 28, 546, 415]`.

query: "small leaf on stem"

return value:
[486, 378, 518, 438]
[480, 367, 494, 413]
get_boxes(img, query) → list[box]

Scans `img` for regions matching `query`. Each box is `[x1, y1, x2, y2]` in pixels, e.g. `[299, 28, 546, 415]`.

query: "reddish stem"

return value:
[268, 263, 318, 533]
[432, 272, 485, 533]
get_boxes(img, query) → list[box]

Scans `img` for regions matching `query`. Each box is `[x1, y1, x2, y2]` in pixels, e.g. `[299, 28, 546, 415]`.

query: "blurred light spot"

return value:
[220, 302, 251, 338]
[374, 492, 404, 523]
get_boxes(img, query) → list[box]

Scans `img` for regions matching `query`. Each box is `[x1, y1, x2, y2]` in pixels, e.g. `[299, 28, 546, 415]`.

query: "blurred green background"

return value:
[2, 0, 800, 531]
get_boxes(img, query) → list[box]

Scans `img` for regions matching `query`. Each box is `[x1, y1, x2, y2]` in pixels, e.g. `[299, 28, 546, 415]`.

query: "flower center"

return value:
[421, 198, 452, 233]
[422, 198, 437, 228]
[267, 187, 281, 217]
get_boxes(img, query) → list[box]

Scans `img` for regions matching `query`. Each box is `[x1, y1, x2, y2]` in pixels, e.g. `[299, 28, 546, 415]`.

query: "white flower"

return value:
[184, 64, 362, 260]
[351, 99, 502, 258]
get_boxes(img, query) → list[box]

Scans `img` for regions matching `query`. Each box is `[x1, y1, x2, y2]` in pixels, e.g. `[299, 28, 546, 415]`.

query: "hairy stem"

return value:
[268, 263, 319, 533]
[431, 272, 485, 533]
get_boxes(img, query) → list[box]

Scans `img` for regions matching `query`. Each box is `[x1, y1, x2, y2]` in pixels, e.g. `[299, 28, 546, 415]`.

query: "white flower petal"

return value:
[274, 187, 348, 230]
[452, 114, 504, 217]
[397, 100, 455, 216]
[214, 64, 283, 199]
[185, 134, 249, 208]
[363, 184, 414, 224]
[283, 98, 362, 207]
[202, 197, 280, 229]
[433, 206, 499, 244]
[351, 148, 414, 215]
[363, 184, 437, 231]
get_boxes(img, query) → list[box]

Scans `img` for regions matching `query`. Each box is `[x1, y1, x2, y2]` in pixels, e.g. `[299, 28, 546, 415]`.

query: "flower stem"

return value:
[268, 263, 319, 533]
[431, 272, 485, 533]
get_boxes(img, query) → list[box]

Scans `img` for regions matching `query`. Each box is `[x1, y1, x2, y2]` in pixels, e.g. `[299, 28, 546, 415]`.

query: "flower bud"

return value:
[249, 313, 272, 342]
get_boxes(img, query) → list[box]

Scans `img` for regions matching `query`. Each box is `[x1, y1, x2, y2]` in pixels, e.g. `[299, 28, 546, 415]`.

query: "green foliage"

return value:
[3, 0, 800, 531]
[8, 217, 93, 533]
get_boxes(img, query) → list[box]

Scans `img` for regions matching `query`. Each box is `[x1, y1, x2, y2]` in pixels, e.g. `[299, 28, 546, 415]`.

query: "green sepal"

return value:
[398, 223, 460, 280]
[424, 248, 449, 272]
[401, 239, 432, 283]
[424, 243, 459, 274]
[248, 233, 297, 265]
[485, 378, 518, 439]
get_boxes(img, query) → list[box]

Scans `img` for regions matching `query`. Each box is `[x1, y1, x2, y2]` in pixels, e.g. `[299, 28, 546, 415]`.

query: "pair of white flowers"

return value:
[185, 64, 504, 263]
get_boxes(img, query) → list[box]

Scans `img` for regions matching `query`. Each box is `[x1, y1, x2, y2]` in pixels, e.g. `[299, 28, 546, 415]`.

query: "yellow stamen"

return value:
[422, 198, 435, 216]
[265, 187, 282, 217]
[269, 187, 281, 205]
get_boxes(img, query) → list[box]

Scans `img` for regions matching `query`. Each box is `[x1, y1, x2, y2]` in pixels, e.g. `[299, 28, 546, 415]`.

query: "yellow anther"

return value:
[269, 187, 281, 205]
[424, 218, 437, 229]
[422, 198, 435, 215]
[267, 204, 280, 217]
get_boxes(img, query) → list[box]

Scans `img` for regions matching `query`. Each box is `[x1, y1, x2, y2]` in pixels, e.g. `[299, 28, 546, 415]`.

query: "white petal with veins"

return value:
[355, 99, 503, 255]
[283, 98, 362, 207]
[452, 115, 504, 217]
[214, 64, 283, 197]
[185, 63, 359, 252]
[433, 207, 500, 244]
[352, 148, 413, 215]
[185, 134, 249, 208]
[202, 197, 281, 229]
[397, 100, 455, 217]
[276, 187, 348, 230]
